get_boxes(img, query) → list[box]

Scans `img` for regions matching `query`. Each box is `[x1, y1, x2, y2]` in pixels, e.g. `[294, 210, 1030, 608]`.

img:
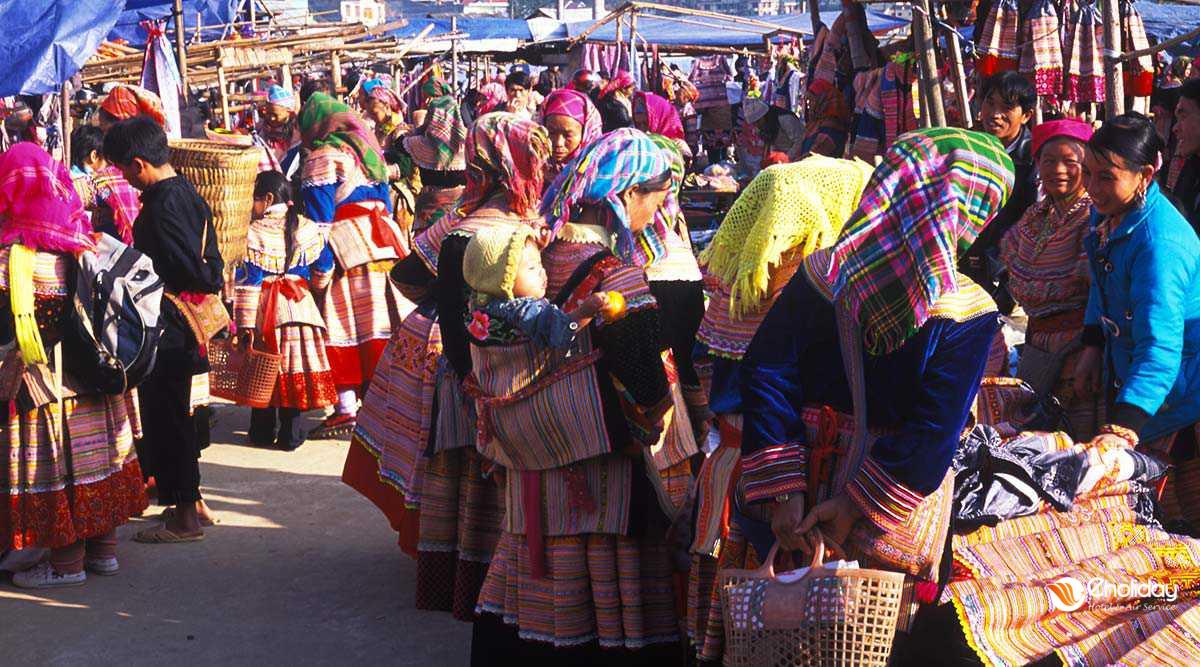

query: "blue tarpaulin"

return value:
[562, 9, 908, 48]
[109, 0, 240, 46]
[0, 0, 125, 96]
[386, 17, 534, 41]
[1136, 2, 1200, 56]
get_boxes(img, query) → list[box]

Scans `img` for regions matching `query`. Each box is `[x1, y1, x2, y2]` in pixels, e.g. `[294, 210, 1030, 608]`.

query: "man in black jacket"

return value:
[960, 72, 1038, 315]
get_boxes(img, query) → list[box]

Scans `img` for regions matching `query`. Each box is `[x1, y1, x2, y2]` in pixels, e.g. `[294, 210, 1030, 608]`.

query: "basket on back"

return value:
[169, 139, 259, 264]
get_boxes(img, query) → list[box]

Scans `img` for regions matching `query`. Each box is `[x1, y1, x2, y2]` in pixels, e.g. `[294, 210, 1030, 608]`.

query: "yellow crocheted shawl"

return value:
[700, 155, 874, 318]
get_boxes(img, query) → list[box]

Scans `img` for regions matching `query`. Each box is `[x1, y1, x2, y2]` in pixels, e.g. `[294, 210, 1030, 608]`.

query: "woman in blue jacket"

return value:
[1075, 113, 1200, 462]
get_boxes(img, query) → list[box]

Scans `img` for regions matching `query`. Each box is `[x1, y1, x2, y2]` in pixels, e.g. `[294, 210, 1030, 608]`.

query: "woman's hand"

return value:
[237, 329, 255, 350]
[770, 495, 809, 551]
[797, 495, 861, 556]
[1073, 346, 1103, 398]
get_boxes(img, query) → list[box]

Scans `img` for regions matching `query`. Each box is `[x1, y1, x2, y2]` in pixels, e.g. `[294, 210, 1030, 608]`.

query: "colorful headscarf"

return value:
[100, 84, 165, 126]
[1031, 118, 1092, 156]
[634, 92, 685, 141]
[461, 113, 551, 218]
[477, 82, 509, 116]
[601, 70, 636, 99]
[828, 128, 1014, 355]
[266, 84, 296, 111]
[702, 156, 874, 318]
[570, 69, 598, 93]
[0, 143, 94, 253]
[420, 76, 454, 102]
[363, 79, 405, 113]
[543, 128, 675, 266]
[402, 95, 468, 172]
[542, 88, 603, 164]
[299, 92, 389, 183]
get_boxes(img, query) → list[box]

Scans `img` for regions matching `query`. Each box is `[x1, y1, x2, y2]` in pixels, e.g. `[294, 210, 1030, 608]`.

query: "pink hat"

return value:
[1032, 118, 1093, 157]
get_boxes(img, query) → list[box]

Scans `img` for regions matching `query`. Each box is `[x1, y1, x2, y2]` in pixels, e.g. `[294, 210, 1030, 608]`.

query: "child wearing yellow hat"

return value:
[463, 225, 619, 348]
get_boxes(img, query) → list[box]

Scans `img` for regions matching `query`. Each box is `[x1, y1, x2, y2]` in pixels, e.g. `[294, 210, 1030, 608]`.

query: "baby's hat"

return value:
[463, 224, 536, 300]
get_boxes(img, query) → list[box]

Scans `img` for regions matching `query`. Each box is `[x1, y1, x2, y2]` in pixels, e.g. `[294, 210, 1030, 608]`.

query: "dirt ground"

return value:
[0, 404, 471, 666]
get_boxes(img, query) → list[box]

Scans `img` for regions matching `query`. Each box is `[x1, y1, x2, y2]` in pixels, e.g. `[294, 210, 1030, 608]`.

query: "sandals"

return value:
[134, 526, 205, 544]
[309, 413, 356, 439]
[158, 507, 216, 527]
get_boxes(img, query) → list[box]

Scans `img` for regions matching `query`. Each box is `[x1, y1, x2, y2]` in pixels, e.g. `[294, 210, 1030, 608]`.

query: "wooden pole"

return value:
[217, 66, 231, 128]
[330, 50, 343, 101]
[809, 0, 821, 34]
[913, 0, 946, 127]
[281, 62, 293, 93]
[174, 0, 190, 104]
[1100, 0, 1124, 118]
[629, 9, 638, 78]
[60, 82, 72, 166]
[451, 16, 460, 96]
[940, 5, 972, 128]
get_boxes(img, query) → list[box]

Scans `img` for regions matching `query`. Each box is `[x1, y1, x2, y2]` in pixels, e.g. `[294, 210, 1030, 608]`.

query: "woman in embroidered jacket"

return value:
[1000, 119, 1102, 440]
[299, 93, 411, 438]
[470, 128, 693, 661]
[0, 144, 148, 588]
[234, 171, 337, 451]
[738, 128, 1012, 613]
[685, 156, 874, 659]
[395, 95, 469, 236]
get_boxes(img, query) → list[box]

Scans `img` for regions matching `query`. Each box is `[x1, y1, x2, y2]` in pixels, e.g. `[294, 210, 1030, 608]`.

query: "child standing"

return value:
[234, 171, 337, 450]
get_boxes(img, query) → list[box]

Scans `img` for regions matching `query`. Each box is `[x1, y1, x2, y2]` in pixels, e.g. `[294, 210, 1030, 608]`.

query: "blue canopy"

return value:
[386, 17, 535, 42]
[109, 0, 240, 46]
[0, 0, 125, 96]
[1136, 2, 1200, 56]
[562, 9, 908, 48]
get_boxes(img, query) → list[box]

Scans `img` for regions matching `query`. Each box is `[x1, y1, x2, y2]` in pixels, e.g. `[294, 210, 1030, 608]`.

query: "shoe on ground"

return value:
[12, 561, 86, 589]
[84, 556, 120, 576]
[308, 413, 355, 439]
[277, 437, 306, 452]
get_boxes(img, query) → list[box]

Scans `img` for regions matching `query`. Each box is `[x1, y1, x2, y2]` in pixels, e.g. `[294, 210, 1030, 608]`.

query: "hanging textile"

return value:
[1063, 1, 1105, 103]
[1121, 0, 1154, 96]
[582, 43, 629, 78]
[139, 20, 182, 139]
[977, 0, 1021, 77]
[1019, 0, 1063, 98]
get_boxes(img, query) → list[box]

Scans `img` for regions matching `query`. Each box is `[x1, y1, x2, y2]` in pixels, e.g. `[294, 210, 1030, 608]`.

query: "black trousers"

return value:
[138, 361, 203, 506]
[248, 407, 304, 449]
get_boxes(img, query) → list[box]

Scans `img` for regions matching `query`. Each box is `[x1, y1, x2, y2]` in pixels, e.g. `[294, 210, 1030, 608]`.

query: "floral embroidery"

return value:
[468, 310, 491, 341]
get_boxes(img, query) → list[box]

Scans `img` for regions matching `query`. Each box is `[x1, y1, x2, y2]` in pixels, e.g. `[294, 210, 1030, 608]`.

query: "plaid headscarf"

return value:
[634, 92, 685, 141]
[477, 82, 508, 116]
[363, 78, 405, 113]
[0, 143, 94, 253]
[100, 84, 165, 126]
[601, 70, 636, 99]
[827, 128, 1014, 355]
[543, 128, 676, 266]
[403, 95, 468, 172]
[542, 88, 603, 165]
[461, 112, 551, 219]
[299, 92, 389, 183]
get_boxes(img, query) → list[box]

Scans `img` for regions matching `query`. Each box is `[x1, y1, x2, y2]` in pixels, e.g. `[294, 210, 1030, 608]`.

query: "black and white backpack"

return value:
[62, 234, 163, 394]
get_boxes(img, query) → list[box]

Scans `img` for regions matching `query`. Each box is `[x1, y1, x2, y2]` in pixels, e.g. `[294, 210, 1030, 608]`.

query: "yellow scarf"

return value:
[9, 244, 47, 365]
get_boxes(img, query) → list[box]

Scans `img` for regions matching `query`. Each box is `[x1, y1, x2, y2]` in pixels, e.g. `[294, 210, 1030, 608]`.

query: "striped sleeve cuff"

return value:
[846, 457, 924, 529]
[740, 442, 807, 504]
[233, 285, 261, 330]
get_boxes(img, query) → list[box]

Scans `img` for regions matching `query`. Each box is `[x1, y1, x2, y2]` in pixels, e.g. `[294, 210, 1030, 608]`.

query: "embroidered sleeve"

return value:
[846, 456, 925, 529]
[307, 245, 335, 291]
[234, 262, 265, 329]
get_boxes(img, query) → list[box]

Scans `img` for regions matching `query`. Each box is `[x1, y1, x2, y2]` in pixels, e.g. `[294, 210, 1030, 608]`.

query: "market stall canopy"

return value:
[1136, 2, 1200, 55]
[109, 0, 240, 46]
[383, 16, 532, 53]
[0, 0, 125, 96]
[557, 9, 908, 48]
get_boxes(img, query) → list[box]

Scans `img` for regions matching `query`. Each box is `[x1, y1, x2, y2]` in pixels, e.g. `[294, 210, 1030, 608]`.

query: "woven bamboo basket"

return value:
[168, 139, 259, 263]
[208, 337, 280, 409]
[720, 537, 905, 667]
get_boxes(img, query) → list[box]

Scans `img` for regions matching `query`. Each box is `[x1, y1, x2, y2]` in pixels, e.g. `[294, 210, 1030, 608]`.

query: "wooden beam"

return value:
[331, 50, 343, 100]
[1100, 0, 1124, 117]
[1117, 24, 1200, 62]
[938, 5, 972, 128]
[217, 65, 231, 128]
[913, 0, 945, 127]
[174, 0, 190, 102]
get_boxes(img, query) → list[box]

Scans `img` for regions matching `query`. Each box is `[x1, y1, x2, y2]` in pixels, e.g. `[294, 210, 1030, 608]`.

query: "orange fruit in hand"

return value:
[601, 290, 627, 320]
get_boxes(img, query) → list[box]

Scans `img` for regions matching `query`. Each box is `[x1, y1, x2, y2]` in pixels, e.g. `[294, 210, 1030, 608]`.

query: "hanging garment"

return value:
[1064, 1, 1106, 103]
[977, 0, 1021, 76]
[1121, 0, 1155, 96]
[1019, 0, 1063, 98]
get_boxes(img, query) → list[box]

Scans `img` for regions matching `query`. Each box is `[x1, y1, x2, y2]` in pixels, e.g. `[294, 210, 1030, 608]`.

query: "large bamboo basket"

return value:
[169, 139, 259, 263]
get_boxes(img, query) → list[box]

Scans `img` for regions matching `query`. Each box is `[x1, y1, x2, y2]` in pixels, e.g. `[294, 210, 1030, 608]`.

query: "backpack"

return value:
[62, 234, 164, 394]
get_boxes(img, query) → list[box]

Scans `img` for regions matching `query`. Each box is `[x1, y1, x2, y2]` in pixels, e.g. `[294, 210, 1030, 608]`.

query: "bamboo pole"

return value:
[60, 83, 72, 166]
[939, 5, 972, 128]
[1100, 0, 1124, 118]
[913, 0, 946, 127]
[331, 50, 343, 100]
[217, 66, 231, 128]
[809, 0, 821, 34]
[174, 0, 190, 103]
[629, 9, 637, 79]
[451, 16, 460, 96]
[1118, 24, 1200, 62]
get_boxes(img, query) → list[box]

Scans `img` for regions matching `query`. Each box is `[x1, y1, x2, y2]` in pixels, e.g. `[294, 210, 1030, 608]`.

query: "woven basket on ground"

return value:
[169, 139, 259, 263]
[720, 536, 905, 667]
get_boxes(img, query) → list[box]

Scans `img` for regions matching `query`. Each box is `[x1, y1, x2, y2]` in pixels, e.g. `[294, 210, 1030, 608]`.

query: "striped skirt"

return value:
[416, 447, 504, 621]
[476, 530, 681, 650]
[272, 323, 336, 410]
[1, 392, 148, 550]
[324, 260, 412, 387]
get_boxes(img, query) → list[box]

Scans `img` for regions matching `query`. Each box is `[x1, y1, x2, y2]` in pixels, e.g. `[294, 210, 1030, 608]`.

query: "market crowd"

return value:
[2, 23, 1200, 667]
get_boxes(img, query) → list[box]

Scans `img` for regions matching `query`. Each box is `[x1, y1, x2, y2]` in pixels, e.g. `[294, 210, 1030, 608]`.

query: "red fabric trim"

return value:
[272, 370, 336, 410]
[326, 338, 389, 386]
[341, 438, 419, 557]
[1, 460, 148, 550]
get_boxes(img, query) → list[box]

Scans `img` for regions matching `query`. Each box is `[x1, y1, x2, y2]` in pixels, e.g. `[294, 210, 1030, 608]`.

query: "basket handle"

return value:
[751, 529, 830, 580]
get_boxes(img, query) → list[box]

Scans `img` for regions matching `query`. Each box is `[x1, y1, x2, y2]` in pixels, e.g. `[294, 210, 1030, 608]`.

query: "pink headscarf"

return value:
[601, 70, 636, 99]
[0, 143, 94, 253]
[1031, 118, 1093, 156]
[477, 82, 508, 116]
[542, 88, 603, 163]
[634, 91, 685, 140]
